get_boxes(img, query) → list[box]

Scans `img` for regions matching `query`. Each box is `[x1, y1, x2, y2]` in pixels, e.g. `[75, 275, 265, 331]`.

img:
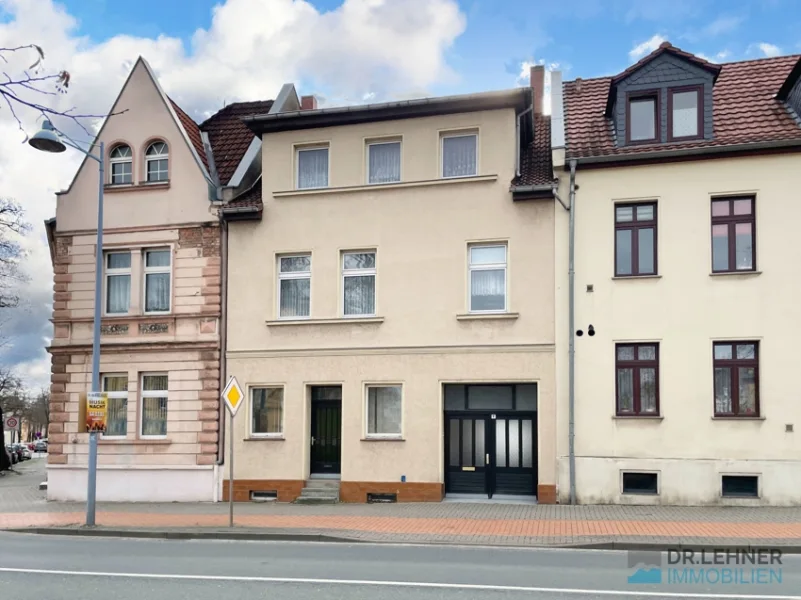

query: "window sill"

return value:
[266, 317, 384, 326]
[361, 437, 405, 442]
[244, 437, 285, 442]
[612, 275, 662, 280]
[710, 271, 762, 278]
[104, 181, 170, 193]
[612, 415, 664, 421]
[711, 416, 765, 421]
[456, 312, 519, 321]
[98, 438, 171, 445]
[274, 174, 498, 198]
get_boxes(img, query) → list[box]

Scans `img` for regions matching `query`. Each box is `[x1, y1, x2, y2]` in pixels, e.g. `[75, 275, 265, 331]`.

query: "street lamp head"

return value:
[29, 120, 67, 153]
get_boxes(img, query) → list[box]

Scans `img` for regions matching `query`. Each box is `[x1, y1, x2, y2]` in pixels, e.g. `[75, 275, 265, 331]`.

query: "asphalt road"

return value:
[1, 531, 800, 599]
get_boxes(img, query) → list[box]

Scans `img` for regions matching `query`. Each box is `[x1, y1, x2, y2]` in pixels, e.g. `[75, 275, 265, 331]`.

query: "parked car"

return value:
[5, 445, 18, 465]
[10, 444, 26, 462]
[34, 441, 47, 453]
[16, 445, 32, 460]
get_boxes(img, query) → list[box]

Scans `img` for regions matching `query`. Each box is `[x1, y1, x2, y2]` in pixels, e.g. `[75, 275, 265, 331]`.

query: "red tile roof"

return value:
[169, 98, 209, 171]
[201, 100, 274, 185]
[564, 54, 801, 160]
[223, 176, 262, 214]
[513, 114, 554, 187]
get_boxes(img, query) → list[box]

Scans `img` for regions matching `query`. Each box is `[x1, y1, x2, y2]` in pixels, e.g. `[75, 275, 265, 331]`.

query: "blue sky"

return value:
[57, 0, 800, 95]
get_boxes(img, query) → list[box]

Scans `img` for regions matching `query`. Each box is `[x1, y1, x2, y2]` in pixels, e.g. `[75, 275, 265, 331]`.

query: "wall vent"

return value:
[250, 490, 278, 502]
[367, 492, 397, 503]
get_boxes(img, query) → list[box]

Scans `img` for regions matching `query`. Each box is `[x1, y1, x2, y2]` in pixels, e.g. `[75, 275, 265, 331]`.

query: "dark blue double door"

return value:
[445, 412, 537, 498]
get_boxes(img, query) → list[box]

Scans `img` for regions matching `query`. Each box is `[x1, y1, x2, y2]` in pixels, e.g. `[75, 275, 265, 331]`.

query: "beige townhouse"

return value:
[46, 58, 225, 501]
[553, 43, 801, 505]
[222, 70, 558, 503]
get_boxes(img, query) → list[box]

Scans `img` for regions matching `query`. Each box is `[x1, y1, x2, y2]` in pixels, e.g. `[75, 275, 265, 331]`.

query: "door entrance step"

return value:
[295, 479, 340, 504]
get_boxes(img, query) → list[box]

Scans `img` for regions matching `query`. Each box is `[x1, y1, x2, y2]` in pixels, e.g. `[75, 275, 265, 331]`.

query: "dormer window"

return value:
[627, 92, 659, 143]
[669, 87, 702, 140]
[109, 144, 133, 184]
[146, 141, 169, 182]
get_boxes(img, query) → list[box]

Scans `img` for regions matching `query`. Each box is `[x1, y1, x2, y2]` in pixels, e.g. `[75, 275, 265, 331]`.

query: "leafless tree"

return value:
[0, 197, 30, 310]
[0, 44, 118, 140]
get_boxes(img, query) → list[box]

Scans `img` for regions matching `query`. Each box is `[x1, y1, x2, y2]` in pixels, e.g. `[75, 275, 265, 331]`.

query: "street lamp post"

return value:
[30, 120, 104, 526]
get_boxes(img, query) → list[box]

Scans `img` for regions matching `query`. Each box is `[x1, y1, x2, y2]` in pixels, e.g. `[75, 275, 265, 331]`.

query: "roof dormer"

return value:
[605, 42, 722, 147]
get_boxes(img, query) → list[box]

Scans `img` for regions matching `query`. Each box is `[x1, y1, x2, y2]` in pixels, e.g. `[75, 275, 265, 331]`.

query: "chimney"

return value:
[530, 65, 545, 115]
[300, 95, 318, 110]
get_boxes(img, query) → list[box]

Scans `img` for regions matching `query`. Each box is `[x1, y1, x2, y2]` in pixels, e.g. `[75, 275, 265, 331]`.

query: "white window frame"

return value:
[140, 372, 168, 439]
[468, 243, 508, 314]
[101, 373, 128, 440]
[143, 248, 172, 315]
[104, 251, 131, 316]
[295, 144, 330, 190]
[145, 141, 169, 183]
[277, 254, 311, 320]
[109, 144, 133, 185]
[248, 385, 285, 438]
[341, 250, 377, 318]
[366, 139, 402, 185]
[364, 383, 403, 439]
[440, 131, 478, 179]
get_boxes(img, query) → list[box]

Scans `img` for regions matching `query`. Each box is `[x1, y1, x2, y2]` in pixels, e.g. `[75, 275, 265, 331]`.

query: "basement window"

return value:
[722, 475, 759, 498]
[250, 490, 277, 502]
[367, 492, 397, 503]
[622, 472, 658, 495]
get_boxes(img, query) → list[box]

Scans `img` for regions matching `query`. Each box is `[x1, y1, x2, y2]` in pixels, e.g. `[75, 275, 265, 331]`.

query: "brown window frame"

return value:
[626, 90, 660, 144]
[667, 85, 703, 142]
[713, 341, 760, 417]
[614, 202, 658, 277]
[711, 196, 756, 273]
[615, 343, 660, 417]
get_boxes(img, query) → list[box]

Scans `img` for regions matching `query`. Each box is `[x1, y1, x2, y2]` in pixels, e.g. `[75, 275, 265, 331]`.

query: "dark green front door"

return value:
[310, 386, 342, 474]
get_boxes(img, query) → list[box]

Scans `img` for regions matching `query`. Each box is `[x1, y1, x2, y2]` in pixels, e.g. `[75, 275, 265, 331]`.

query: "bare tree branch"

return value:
[0, 198, 30, 310]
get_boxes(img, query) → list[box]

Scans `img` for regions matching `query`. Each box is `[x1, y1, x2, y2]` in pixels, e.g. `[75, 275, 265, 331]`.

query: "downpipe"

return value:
[567, 159, 577, 505]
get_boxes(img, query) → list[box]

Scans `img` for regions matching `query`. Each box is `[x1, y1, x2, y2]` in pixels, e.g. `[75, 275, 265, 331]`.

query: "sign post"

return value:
[221, 376, 244, 528]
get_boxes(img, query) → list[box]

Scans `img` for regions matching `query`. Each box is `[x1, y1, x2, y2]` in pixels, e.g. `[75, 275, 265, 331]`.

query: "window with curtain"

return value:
[145, 141, 169, 182]
[469, 244, 506, 312]
[367, 141, 401, 184]
[102, 374, 128, 437]
[614, 203, 657, 276]
[141, 374, 168, 437]
[367, 385, 402, 437]
[251, 387, 283, 436]
[711, 197, 755, 273]
[297, 147, 329, 189]
[713, 342, 759, 417]
[278, 255, 311, 318]
[669, 87, 701, 140]
[144, 249, 171, 313]
[105, 252, 131, 314]
[615, 343, 660, 416]
[442, 133, 477, 178]
[342, 251, 376, 316]
[109, 144, 133, 184]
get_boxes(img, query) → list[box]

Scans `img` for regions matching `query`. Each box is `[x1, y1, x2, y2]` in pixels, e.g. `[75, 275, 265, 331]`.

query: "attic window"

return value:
[627, 92, 659, 144]
[669, 87, 702, 141]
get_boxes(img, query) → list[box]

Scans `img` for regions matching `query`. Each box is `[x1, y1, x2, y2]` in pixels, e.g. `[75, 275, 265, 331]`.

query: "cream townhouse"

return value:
[553, 42, 801, 505]
[221, 71, 559, 503]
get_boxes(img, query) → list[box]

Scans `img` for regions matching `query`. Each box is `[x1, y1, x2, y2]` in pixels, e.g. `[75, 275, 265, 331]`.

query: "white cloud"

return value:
[629, 34, 666, 60]
[704, 16, 743, 37]
[716, 50, 731, 60]
[0, 0, 467, 390]
[755, 42, 782, 57]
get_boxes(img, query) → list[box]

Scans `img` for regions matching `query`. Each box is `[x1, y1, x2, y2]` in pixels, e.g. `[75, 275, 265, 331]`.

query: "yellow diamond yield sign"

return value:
[222, 376, 244, 416]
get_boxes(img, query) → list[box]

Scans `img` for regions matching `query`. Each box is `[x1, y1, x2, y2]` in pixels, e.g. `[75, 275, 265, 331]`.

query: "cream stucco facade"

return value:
[47, 59, 221, 502]
[555, 153, 801, 505]
[225, 101, 558, 502]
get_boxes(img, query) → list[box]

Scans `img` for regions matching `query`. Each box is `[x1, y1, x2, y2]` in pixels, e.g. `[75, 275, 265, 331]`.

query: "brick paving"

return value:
[3, 459, 801, 547]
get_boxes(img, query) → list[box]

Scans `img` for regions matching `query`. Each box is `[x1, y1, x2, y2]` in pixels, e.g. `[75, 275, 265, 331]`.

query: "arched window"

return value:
[109, 144, 132, 185]
[145, 141, 169, 182]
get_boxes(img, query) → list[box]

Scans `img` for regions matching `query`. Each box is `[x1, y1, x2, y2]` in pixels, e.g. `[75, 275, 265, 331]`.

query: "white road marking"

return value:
[0, 567, 798, 599]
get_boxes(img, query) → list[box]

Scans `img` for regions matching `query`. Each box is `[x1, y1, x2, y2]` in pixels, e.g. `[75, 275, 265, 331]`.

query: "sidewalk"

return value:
[3, 462, 801, 548]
